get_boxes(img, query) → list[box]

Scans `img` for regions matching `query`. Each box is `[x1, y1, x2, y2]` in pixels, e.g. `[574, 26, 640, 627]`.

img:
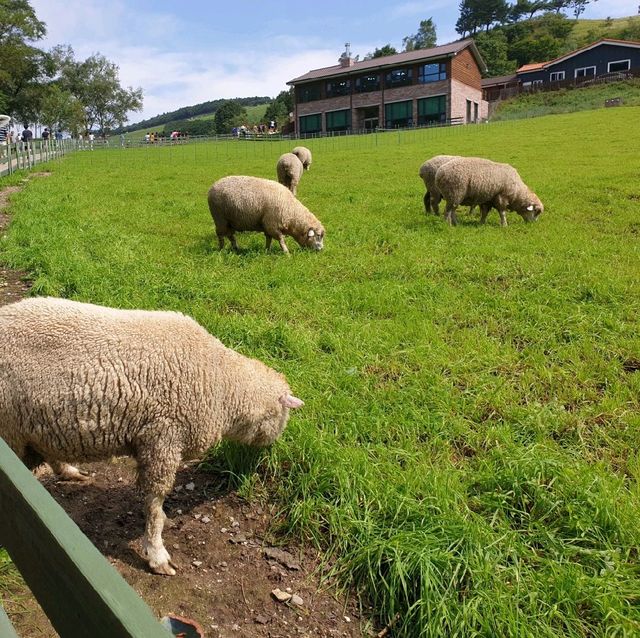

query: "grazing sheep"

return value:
[434, 156, 544, 227]
[208, 175, 325, 254]
[276, 152, 304, 196]
[419, 154, 459, 215]
[0, 297, 304, 576]
[291, 146, 312, 171]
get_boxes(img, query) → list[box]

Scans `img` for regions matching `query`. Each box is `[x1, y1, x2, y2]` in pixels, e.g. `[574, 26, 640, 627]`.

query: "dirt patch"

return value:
[4, 461, 363, 637]
[0, 176, 366, 638]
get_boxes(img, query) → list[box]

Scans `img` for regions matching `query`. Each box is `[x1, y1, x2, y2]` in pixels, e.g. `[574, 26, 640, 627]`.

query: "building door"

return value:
[363, 117, 379, 130]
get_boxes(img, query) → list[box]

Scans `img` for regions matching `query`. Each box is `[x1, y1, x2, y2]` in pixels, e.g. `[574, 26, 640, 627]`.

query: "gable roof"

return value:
[287, 39, 486, 85]
[517, 38, 640, 74]
[481, 73, 518, 88]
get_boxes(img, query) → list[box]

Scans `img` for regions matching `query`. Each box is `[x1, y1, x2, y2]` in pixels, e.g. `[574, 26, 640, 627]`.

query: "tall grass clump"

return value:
[1, 107, 640, 636]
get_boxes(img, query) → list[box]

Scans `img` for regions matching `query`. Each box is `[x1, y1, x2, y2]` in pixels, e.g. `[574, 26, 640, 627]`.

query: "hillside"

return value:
[491, 78, 640, 120]
[117, 96, 271, 134]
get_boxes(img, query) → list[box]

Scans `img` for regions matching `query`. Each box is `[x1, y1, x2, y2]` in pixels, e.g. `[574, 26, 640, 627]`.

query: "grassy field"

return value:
[2, 108, 640, 636]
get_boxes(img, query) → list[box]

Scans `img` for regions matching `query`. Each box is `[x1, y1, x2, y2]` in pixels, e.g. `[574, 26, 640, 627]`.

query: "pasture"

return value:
[2, 107, 640, 637]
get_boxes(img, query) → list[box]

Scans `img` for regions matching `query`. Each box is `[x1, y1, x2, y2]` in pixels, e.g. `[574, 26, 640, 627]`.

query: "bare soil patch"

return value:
[0, 177, 366, 637]
[5, 461, 363, 638]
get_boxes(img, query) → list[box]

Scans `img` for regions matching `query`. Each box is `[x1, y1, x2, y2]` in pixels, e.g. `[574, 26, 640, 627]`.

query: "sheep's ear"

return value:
[307, 229, 315, 237]
[279, 394, 304, 409]
[526, 204, 535, 211]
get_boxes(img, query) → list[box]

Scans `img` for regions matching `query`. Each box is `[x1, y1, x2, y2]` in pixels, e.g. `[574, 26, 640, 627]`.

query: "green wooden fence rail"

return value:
[0, 437, 172, 637]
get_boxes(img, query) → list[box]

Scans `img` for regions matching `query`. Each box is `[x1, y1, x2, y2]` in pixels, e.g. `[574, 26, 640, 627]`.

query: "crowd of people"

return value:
[232, 120, 278, 137]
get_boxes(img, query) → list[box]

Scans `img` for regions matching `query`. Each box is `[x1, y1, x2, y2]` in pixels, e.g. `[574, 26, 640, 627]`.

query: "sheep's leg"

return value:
[265, 234, 272, 250]
[498, 209, 508, 227]
[291, 184, 297, 197]
[217, 234, 225, 250]
[229, 233, 239, 252]
[431, 194, 442, 216]
[137, 443, 181, 576]
[479, 204, 491, 224]
[49, 460, 91, 482]
[277, 235, 290, 254]
[423, 191, 431, 215]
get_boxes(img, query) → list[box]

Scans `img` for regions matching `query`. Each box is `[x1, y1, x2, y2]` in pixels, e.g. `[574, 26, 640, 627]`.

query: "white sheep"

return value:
[0, 297, 304, 576]
[291, 146, 312, 171]
[207, 175, 325, 254]
[434, 156, 544, 227]
[276, 152, 304, 196]
[419, 154, 459, 215]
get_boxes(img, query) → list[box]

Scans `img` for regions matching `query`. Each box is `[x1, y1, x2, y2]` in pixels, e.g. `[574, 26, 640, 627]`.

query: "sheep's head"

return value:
[296, 225, 324, 251]
[517, 191, 544, 222]
[227, 366, 304, 447]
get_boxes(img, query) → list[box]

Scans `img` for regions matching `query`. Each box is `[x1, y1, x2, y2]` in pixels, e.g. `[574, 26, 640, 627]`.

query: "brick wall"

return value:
[449, 79, 488, 122]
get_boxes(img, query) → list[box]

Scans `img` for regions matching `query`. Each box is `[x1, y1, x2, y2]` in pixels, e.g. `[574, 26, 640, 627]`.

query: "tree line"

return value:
[0, 0, 143, 135]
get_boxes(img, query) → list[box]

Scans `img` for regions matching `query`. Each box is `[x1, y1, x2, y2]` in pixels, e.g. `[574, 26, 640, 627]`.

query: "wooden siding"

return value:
[451, 48, 482, 90]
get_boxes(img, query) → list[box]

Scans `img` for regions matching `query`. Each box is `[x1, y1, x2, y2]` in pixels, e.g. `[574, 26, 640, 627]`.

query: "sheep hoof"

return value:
[151, 561, 177, 576]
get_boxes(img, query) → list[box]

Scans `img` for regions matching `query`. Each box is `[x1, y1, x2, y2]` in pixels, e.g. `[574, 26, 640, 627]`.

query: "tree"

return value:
[402, 18, 437, 51]
[213, 100, 247, 134]
[474, 30, 517, 76]
[0, 0, 52, 122]
[364, 44, 398, 60]
[264, 89, 293, 128]
[509, 0, 549, 21]
[39, 84, 84, 134]
[58, 52, 143, 133]
[456, 0, 509, 35]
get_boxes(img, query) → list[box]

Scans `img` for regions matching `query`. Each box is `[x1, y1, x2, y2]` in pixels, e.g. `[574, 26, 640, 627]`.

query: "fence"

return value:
[0, 437, 172, 637]
[483, 67, 640, 103]
[0, 139, 76, 177]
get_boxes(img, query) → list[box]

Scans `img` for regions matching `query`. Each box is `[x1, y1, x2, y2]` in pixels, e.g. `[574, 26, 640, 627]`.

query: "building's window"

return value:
[417, 95, 446, 125]
[299, 84, 321, 103]
[473, 102, 478, 122]
[355, 74, 380, 92]
[532, 79, 543, 87]
[418, 62, 447, 83]
[326, 79, 351, 97]
[326, 109, 351, 132]
[608, 59, 631, 72]
[385, 100, 413, 128]
[550, 71, 565, 81]
[299, 114, 322, 134]
[385, 67, 412, 88]
[575, 66, 596, 78]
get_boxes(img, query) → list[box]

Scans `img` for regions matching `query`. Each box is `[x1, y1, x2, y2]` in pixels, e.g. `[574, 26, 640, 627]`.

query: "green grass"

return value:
[492, 78, 640, 120]
[2, 108, 640, 637]
[570, 15, 640, 43]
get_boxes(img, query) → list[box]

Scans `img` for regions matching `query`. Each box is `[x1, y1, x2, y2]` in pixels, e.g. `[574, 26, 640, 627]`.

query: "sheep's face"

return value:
[297, 226, 324, 251]
[517, 192, 544, 222]
[237, 392, 304, 447]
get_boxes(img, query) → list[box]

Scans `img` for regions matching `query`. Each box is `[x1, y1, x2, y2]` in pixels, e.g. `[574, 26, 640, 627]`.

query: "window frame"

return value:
[385, 67, 413, 89]
[325, 108, 351, 132]
[355, 73, 381, 93]
[574, 66, 596, 78]
[417, 95, 446, 126]
[418, 62, 447, 84]
[326, 78, 351, 98]
[549, 71, 565, 81]
[607, 59, 631, 73]
[298, 113, 322, 134]
[384, 99, 413, 128]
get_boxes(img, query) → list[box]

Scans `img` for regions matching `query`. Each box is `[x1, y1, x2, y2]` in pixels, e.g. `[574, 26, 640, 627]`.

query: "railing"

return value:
[0, 437, 172, 637]
[483, 67, 640, 102]
[0, 139, 76, 177]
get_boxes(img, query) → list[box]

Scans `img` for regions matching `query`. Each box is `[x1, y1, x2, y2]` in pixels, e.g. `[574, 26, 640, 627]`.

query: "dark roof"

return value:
[481, 74, 518, 88]
[517, 38, 640, 73]
[287, 39, 486, 84]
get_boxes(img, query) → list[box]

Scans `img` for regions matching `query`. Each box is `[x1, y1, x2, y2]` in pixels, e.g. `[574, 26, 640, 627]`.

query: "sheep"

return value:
[434, 156, 544, 227]
[0, 296, 304, 576]
[291, 146, 312, 171]
[207, 175, 325, 254]
[419, 154, 459, 215]
[276, 152, 304, 196]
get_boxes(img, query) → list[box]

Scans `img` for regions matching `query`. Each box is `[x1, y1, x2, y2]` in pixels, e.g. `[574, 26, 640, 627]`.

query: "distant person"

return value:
[120, 133, 126, 147]
[88, 131, 95, 150]
[21, 124, 33, 150]
[144, 133, 150, 143]
[55, 129, 63, 141]
[42, 127, 50, 143]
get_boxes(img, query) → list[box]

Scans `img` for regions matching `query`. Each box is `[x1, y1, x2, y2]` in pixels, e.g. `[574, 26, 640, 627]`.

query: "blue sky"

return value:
[30, 0, 639, 124]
